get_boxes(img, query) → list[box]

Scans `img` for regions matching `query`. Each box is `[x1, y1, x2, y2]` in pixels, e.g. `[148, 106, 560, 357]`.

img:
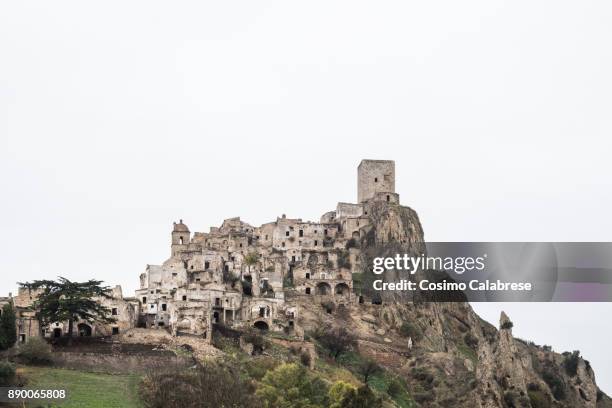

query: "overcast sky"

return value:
[1, 0, 611, 392]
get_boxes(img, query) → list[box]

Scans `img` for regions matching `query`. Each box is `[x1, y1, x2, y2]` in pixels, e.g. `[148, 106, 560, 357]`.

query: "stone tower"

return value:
[171, 219, 190, 257]
[357, 160, 395, 203]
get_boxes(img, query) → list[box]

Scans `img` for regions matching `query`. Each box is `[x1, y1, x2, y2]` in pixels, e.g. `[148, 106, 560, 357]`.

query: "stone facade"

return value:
[4, 159, 404, 343]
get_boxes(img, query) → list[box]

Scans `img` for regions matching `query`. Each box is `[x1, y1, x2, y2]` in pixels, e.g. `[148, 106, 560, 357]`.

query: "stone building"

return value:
[3, 159, 402, 344]
[134, 159, 399, 339]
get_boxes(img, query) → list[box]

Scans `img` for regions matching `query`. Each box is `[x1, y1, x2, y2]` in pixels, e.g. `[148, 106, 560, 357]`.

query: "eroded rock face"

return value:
[310, 199, 610, 408]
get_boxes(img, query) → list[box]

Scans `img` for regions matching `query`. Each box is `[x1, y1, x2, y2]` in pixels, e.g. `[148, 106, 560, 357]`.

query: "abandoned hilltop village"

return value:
[2, 160, 610, 408]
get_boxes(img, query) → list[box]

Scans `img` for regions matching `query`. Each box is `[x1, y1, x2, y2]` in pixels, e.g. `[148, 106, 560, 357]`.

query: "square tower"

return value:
[357, 160, 395, 203]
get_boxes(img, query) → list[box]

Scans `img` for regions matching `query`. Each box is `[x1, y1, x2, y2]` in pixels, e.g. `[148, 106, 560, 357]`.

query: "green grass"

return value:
[19, 366, 142, 408]
[457, 343, 478, 366]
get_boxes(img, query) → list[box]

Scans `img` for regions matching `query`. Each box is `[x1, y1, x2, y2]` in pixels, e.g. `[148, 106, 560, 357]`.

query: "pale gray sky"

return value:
[1, 0, 611, 392]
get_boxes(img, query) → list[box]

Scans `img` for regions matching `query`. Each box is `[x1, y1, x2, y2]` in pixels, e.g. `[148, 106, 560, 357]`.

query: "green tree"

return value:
[0, 303, 17, 350]
[256, 363, 329, 408]
[19, 277, 116, 339]
[357, 358, 382, 384]
[316, 326, 357, 360]
[340, 385, 383, 408]
[328, 381, 357, 408]
[244, 252, 259, 274]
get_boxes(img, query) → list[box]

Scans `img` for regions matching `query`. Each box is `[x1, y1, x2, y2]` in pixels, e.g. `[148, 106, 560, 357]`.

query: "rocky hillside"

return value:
[295, 200, 611, 408]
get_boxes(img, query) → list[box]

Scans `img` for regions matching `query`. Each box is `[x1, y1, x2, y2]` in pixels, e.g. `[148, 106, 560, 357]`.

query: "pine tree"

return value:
[19, 277, 116, 339]
[0, 303, 17, 350]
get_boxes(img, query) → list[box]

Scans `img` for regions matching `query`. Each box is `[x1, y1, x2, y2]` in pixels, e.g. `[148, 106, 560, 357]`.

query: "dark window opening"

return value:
[305, 287, 311, 294]
[282, 242, 285, 247]
[215, 298, 221, 306]
[305, 273, 310, 279]
[205, 261, 210, 269]
[299, 230, 303, 237]
[374, 177, 378, 182]
[158, 322, 164, 327]
[161, 304, 167, 311]
[259, 307, 265, 317]
[179, 237, 184, 244]
[324, 229, 328, 235]
[314, 240, 318, 246]
[285, 231, 290, 237]
[20, 334, 26, 342]
[172, 272, 177, 277]
[111, 308, 118, 316]
[386, 195, 390, 202]
[142, 297, 147, 304]
[112, 327, 119, 335]
[182, 295, 187, 301]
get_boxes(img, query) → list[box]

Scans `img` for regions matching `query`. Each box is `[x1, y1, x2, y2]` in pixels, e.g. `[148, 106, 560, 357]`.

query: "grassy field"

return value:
[17, 366, 142, 408]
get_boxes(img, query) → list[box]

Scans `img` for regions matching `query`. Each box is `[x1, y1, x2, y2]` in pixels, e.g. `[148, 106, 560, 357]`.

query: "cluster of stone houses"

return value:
[2, 160, 398, 344]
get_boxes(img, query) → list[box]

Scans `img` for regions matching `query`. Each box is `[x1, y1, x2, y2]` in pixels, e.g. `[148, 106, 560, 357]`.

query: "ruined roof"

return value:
[173, 219, 190, 232]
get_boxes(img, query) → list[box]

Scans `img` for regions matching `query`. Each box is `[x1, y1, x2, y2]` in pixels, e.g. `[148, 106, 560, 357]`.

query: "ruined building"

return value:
[134, 159, 399, 341]
[3, 159, 400, 342]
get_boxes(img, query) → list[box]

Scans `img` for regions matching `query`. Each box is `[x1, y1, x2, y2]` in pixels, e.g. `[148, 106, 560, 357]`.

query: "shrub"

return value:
[542, 370, 566, 400]
[387, 377, 404, 397]
[256, 363, 329, 407]
[336, 250, 351, 269]
[464, 332, 479, 349]
[18, 337, 53, 365]
[329, 381, 356, 408]
[299, 350, 311, 367]
[245, 357, 279, 380]
[563, 350, 580, 377]
[321, 300, 336, 314]
[501, 320, 513, 330]
[528, 389, 552, 408]
[242, 329, 268, 354]
[0, 361, 16, 386]
[345, 239, 358, 249]
[399, 322, 423, 341]
[140, 362, 258, 408]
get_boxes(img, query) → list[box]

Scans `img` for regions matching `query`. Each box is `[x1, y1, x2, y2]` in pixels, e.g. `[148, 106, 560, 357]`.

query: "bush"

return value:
[0, 361, 16, 386]
[528, 389, 552, 408]
[563, 350, 580, 377]
[245, 357, 279, 380]
[345, 239, 358, 249]
[18, 337, 53, 365]
[300, 350, 311, 367]
[542, 370, 566, 400]
[501, 320, 514, 330]
[336, 250, 351, 269]
[399, 322, 423, 341]
[387, 377, 404, 397]
[464, 332, 479, 349]
[256, 363, 329, 407]
[242, 329, 268, 354]
[140, 362, 258, 408]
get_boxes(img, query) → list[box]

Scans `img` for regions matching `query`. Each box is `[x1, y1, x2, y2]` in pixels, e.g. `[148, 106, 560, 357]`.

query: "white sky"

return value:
[1, 0, 611, 393]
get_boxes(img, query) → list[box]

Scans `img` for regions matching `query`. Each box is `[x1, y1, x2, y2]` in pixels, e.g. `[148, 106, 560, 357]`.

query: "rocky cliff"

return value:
[297, 201, 611, 408]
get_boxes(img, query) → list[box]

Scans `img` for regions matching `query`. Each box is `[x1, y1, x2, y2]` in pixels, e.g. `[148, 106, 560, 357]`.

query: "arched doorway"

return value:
[253, 321, 269, 331]
[53, 328, 62, 338]
[335, 283, 350, 296]
[77, 323, 92, 337]
[212, 311, 220, 324]
[315, 282, 332, 295]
